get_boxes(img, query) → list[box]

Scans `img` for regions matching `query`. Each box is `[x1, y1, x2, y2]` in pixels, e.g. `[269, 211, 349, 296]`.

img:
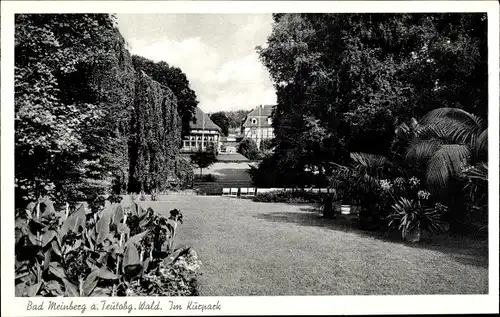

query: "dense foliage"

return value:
[132, 55, 199, 138]
[127, 71, 182, 193]
[190, 143, 218, 176]
[327, 107, 488, 236]
[173, 156, 195, 190]
[15, 197, 201, 297]
[15, 14, 135, 207]
[256, 13, 488, 239]
[256, 13, 487, 184]
[237, 138, 260, 160]
[253, 190, 327, 205]
[15, 14, 197, 206]
[209, 112, 230, 136]
[224, 110, 249, 129]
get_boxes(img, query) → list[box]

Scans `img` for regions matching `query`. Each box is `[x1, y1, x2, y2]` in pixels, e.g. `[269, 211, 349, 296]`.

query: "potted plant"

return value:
[388, 197, 446, 243]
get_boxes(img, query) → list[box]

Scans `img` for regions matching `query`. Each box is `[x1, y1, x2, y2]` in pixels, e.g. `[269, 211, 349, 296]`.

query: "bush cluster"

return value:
[253, 190, 327, 204]
[15, 196, 201, 297]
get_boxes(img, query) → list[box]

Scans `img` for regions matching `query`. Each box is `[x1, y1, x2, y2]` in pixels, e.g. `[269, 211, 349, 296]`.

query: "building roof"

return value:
[246, 105, 274, 117]
[190, 107, 221, 132]
[242, 105, 275, 128]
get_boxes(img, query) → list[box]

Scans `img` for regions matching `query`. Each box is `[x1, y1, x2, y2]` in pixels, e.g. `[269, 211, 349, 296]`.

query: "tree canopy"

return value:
[190, 143, 218, 176]
[225, 110, 249, 129]
[209, 112, 230, 136]
[256, 13, 487, 187]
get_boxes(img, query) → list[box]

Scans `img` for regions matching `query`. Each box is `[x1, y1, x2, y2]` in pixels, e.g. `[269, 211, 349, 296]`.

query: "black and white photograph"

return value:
[1, 1, 499, 315]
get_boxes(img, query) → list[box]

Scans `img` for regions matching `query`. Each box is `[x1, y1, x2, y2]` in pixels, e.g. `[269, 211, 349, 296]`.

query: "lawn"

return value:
[193, 162, 254, 195]
[147, 196, 488, 296]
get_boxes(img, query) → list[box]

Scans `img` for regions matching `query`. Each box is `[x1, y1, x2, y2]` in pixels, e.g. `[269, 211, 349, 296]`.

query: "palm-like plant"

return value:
[462, 161, 488, 224]
[405, 107, 487, 196]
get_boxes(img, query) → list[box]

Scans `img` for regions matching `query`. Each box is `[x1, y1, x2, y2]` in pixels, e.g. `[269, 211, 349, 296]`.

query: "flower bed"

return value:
[15, 196, 201, 297]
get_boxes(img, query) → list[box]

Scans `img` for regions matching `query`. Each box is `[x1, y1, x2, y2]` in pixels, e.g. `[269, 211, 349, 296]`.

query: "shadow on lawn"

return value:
[205, 168, 252, 182]
[254, 207, 488, 269]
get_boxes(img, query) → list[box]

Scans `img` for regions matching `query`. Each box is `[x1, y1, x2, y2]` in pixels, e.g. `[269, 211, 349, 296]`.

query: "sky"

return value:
[117, 14, 277, 113]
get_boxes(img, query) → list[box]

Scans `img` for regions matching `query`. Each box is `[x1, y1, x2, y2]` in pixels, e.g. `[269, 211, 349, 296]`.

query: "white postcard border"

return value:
[2, 1, 499, 316]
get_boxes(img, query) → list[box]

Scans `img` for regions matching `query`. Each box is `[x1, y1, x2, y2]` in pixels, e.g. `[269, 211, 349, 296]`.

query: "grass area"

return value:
[193, 162, 253, 195]
[217, 153, 250, 162]
[202, 162, 253, 182]
[145, 196, 488, 296]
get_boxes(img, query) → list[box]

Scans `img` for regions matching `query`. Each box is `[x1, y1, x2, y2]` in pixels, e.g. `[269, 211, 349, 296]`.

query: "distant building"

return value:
[180, 107, 221, 153]
[220, 133, 244, 154]
[241, 105, 275, 149]
[220, 135, 238, 153]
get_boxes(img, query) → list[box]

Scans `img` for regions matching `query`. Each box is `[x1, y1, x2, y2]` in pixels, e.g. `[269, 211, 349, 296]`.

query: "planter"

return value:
[340, 205, 360, 215]
[404, 228, 421, 243]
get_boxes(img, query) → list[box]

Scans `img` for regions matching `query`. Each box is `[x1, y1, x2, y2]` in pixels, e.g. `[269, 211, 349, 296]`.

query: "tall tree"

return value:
[209, 112, 230, 136]
[225, 110, 250, 129]
[190, 143, 218, 176]
[256, 13, 487, 187]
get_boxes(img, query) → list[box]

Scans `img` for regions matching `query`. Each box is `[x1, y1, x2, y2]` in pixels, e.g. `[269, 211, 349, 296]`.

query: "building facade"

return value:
[180, 107, 221, 153]
[241, 105, 275, 149]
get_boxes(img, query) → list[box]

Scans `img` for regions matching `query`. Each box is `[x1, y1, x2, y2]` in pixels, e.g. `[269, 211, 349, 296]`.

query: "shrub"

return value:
[253, 190, 326, 204]
[14, 197, 201, 297]
[237, 138, 260, 160]
[174, 156, 194, 189]
[127, 247, 201, 296]
[387, 198, 447, 241]
[260, 139, 274, 152]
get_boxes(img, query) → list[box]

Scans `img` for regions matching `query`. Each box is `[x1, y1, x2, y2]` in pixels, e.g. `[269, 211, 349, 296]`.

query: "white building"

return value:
[180, 107, 221, 153]
[241, 105, 275, 149]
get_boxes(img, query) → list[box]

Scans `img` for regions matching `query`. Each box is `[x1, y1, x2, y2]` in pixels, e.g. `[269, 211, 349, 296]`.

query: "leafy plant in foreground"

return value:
[15, 196, 200, 297]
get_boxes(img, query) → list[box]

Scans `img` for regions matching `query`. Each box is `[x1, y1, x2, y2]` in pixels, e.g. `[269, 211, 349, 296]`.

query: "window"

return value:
[251, 127, 257, 135]
[251, 118, 257, 125]
[267, 117, 272, 124]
